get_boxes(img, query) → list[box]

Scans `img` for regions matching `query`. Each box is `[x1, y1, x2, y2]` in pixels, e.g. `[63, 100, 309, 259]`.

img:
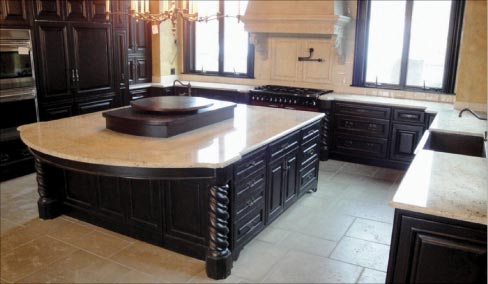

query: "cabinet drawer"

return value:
[393, 108, 425, 124]
[235, 170, 266, 216]
[235, 148, 266, 181]
[335, 102, 391, 119]
[235, 206, 265, 244]
[299, 158, 319, 191]
[236, 185, 265, 221]
[333, 134, 388, 159]
[269, 131, 300, 160]
[301, 121, 321, 144]
[335, 115, 390, 138]
[301, 137, 320, 165]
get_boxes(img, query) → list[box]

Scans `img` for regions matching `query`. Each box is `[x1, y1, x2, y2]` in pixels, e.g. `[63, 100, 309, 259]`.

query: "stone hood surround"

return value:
[240, 0, 351, 63]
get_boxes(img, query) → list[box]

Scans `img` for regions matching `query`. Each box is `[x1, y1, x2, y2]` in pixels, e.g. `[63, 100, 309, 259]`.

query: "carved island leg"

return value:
[206, 183, 232, 279]
[35, 157, 61, 219]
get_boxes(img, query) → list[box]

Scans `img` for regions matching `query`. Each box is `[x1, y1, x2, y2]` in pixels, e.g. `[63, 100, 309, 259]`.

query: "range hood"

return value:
[240, 0, 351, 63]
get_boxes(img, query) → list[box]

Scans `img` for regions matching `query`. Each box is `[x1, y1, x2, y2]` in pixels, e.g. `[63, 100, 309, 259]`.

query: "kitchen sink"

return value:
[422, 131, 486, 157]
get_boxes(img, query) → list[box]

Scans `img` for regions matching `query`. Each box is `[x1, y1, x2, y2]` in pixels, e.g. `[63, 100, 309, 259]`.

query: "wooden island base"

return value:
[30, 120, 322, 279]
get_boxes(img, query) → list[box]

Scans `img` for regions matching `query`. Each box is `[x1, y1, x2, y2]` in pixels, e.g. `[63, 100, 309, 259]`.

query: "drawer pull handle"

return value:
[344, 140, 353, 146]
[246, 179, 257, 188]
[365, 143, 375, 149]
[247, 161, 257, 168]
[0, 153, 9, 163]
[239, 218, 261, 236]
[344, 121, 354, 128]
[281, 143, 289, 150]
[368, 123, 378, 130]
[401, 114, 417, 119]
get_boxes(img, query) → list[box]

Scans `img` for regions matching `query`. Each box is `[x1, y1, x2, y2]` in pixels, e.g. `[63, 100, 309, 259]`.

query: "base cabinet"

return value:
[321, 100, 431, 169]
[387, 209, 487, 284]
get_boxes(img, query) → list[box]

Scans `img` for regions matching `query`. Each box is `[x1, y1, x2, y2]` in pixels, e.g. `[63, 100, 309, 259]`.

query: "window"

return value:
[352, 0, 465, 93]
[184, 0, 254, 78]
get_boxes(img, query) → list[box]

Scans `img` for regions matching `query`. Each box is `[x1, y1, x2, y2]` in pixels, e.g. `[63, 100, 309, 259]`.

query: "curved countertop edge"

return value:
[18, 109, 324, 169]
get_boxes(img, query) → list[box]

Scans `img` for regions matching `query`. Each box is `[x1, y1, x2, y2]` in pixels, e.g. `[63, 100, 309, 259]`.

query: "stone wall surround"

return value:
[146, 0, 485, 109]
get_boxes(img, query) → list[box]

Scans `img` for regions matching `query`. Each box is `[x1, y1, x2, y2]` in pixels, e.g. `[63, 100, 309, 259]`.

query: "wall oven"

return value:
[0, 29, 39, 181]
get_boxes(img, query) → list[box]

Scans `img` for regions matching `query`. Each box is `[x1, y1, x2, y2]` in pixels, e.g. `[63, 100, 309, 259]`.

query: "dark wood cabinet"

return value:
[70, 22, 113, 97]
[322, 101, 428, 170]
[266, 131, 300, 223]
[35, 21, 72, 103]
[389, 123, 424, 162]
[35, 20, 115, 120]
[0, 0, 31, 27]
[65, 0, 88, 22]
[33, 0, 64, 21]
[387, 209, 487, 284]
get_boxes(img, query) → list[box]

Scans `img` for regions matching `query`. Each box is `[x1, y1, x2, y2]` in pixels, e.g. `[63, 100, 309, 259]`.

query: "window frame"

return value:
[183, 1, 255, 79]
[351, 0, 465, 94]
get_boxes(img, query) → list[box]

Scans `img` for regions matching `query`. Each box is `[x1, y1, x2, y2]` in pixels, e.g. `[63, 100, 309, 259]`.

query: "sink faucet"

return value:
[173, 80, 192, 97]
[458, 108, 487, 120]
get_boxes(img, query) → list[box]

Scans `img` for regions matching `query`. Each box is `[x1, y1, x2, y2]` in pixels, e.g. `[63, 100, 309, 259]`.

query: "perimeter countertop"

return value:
[320, 93, 487, 225]
[18, 104, 323, 169]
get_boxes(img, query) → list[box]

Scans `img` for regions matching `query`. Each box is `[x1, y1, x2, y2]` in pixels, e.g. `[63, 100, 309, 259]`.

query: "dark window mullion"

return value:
[399, 0, 414, 89]
[442, 0, 465, 93]
[218, 0, 224, 74]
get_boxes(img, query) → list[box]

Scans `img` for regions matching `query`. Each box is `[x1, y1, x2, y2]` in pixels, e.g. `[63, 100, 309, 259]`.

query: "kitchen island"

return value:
[18, 104, 324, 279]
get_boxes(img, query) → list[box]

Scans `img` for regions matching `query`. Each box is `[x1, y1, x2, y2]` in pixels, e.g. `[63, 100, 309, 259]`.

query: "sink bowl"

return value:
[422, 131, 486, 157]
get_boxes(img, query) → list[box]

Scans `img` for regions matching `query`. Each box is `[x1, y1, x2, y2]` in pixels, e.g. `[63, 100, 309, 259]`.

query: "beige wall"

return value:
[154, 0, 486, 107]
[151, 1, 178, 81]
[454, 0, 487, 109]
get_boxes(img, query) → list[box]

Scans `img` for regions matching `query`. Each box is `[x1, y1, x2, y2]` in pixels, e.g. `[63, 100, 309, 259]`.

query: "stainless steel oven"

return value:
[0, 29, 38, 181]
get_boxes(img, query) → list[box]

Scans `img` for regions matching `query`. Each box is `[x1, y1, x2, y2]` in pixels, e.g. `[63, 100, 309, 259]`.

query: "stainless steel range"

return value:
[249, 85, 333, 112]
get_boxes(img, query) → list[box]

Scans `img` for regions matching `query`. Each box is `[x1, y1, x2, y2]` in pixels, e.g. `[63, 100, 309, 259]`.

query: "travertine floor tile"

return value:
[340, 162, 380, 177]
[1, 218, 76, 253]
[0, 236, 77, 282]
[59, 230, 132, 258]
[373, 168, 405, 182]
[0, 218, 21, 235]
[333, 198, 395, 224]
[187, 270, 247, 283]
[319, 160, 345, 172]
[330, 237, 390, 272]
[232, 240, 288, 282]
[113, 269, 166, 283]
[357, 268, 387, 283]
[46, 219, 94, 243]
[299, 213, 355, 241]
[256, 226, 290, 244]
[276, 232, 337, 258]
[17, 250, 131, 283]
[346, 218, 393, 245]
[270, 204, 314, 231]
[110, 241, 204, 283]
[263, 250, 363, 283]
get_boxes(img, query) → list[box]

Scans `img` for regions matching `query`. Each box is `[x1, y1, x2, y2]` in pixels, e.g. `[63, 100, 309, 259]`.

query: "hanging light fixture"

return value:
[106, 0, 240, 35]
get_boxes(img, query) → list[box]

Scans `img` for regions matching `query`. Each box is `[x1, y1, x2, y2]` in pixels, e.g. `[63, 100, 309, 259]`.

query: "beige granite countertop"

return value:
[18, 104, 323, 169]
[319, 93, 487, 225]
[390, 150, 487, 225]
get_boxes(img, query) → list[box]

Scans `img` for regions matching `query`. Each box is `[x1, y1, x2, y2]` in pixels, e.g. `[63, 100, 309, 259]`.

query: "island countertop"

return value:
[18, 104, 324, 169]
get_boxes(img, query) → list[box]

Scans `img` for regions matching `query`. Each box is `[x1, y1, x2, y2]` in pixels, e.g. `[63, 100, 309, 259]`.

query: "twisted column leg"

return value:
[35, 157, 61, 219]
[206, 183, 232, 279]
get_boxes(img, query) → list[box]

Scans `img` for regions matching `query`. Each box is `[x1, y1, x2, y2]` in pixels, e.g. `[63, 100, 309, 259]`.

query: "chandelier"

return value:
[105, 0, 240, 35]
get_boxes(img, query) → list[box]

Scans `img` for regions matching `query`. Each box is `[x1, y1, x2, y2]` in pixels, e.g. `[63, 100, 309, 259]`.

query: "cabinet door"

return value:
[283, 150, 299, 208]
[266, 158, 285, 224]
[135, 57, 150, 83]
[88, 0, 109, 22]
[113, 29, 128, 94]
[110, 0, 128, 28]
[65, 0, 88, 21]
[35, 22, 73, 102]
[389, 123, 424, 162]
[70, 23, 113, 98]
[388, 213, 487, 284]
[33, 0, 63, 21]
[0, 0, 30, 26]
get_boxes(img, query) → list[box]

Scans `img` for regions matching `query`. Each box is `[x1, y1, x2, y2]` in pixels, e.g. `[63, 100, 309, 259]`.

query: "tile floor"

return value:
[0, 160, 404, 283]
